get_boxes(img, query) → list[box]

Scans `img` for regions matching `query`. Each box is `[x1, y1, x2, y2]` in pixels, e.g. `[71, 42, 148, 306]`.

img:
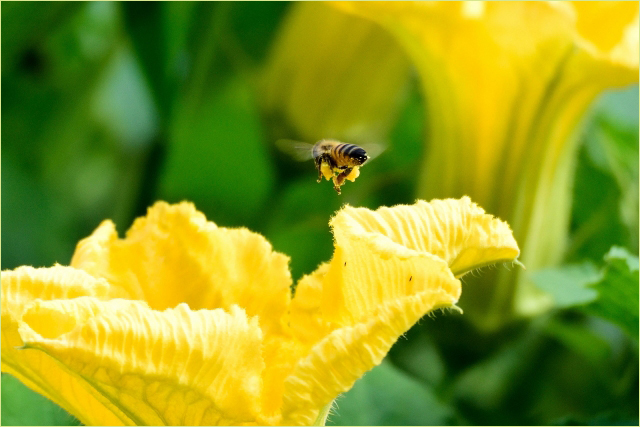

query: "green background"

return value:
[2, 2, 638, 426]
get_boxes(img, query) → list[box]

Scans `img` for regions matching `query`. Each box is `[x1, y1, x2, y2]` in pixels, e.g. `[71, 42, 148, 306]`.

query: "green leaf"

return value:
[229, 2, 291, 63]
[92, 46, 160, 150]
[327, 359, 458, 426]
[532, 263, 600, 308]
[1, 374, 80, 426]
[158, 76, 275, 228]
[542, 317, 611, 366]
[452, 330, 544, 413]
[387, 324, 446, 389]
[552, 413, 639, 426]
[582, 247, 639, 340]
[534, 247, 639, 341]
[568, 87, 639, 261]
[1, 2, 83, 72]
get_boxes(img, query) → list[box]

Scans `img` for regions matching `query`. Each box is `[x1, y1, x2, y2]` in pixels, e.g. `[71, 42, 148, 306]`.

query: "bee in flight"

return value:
[277, 139, 379, 194]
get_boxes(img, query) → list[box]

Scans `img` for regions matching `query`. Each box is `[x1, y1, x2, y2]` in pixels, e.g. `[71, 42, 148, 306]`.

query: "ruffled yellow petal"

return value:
[289, 263, 334, 347]
[316, 242, 460, 329]
[71, 201, 292, 335]
[330, 196, 520, 278]
[282, 288, 455, 425]
[285, 197, 520, 424]
[18, 297, 270, 426]
[3, 198, 520, 426]
[1, 266, 125, 426]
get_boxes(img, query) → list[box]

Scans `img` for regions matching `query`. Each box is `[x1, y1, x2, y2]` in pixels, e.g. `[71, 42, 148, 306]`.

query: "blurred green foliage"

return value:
[1, 375, 81, 426]
[1, 2, 638, 426]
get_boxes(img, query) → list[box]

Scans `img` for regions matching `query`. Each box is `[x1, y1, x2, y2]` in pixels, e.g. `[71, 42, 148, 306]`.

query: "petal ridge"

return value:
[17, 298, 269, 426]
[72, 201, 293, 334]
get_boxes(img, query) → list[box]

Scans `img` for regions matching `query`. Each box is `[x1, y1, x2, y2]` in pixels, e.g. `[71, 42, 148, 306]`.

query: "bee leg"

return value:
[335, 167, 353, 186]
[329, 175, 339, 194]
[315, 157, 323, 183]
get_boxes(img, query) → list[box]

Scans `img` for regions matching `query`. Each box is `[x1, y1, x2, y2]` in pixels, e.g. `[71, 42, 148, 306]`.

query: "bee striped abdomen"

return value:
[333, 143, 358, 165]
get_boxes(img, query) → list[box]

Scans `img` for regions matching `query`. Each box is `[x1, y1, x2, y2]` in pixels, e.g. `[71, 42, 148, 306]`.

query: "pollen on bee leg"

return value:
[320, 162, 334, 180]
[345, 166, 360, 182]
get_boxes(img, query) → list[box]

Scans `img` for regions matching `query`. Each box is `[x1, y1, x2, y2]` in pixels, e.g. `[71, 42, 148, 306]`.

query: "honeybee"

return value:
[277, 139, 377, 194]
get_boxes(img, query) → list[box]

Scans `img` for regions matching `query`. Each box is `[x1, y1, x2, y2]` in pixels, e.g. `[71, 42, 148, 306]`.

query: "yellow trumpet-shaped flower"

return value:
[262, 1, 411, 144]
[2, 198, 519, 425]
[332, 1, 639, 328]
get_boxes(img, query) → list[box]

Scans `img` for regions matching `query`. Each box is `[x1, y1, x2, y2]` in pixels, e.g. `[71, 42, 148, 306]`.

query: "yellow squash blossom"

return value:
[262, 1, 411, 145]
[2, 198, 519, 425]
[332, 1, 639, 328]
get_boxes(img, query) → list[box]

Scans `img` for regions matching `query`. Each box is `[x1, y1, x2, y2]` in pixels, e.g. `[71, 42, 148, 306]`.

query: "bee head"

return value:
[352, 147, 369, 165]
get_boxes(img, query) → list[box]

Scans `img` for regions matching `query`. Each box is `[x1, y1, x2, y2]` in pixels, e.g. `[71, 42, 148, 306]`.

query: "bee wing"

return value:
[361, 142, 386, 162]
[275, 139, 315, 162]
